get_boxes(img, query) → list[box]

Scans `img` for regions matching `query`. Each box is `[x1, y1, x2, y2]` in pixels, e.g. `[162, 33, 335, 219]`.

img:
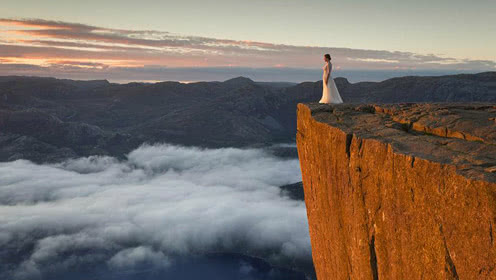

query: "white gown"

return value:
[319, 62, 343, 104]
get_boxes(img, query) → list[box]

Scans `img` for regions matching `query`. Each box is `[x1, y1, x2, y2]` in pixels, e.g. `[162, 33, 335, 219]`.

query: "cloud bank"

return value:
[0, 143, 310, 279]
[0, 18, 494, 82]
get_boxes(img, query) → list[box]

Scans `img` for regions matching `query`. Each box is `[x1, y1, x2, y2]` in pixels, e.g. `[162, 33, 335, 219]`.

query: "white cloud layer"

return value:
[0, 143, 310, 279]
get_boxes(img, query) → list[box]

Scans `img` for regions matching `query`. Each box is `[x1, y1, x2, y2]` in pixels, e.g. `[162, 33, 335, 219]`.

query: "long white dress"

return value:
[319, 62, 343, 104]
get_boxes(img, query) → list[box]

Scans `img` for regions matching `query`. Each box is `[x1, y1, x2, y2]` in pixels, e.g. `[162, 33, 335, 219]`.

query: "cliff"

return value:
[296, 103, 496, 280]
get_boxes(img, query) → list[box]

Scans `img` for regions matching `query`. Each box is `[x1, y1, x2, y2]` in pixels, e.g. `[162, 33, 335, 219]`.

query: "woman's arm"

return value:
[325, 64, 330, 84]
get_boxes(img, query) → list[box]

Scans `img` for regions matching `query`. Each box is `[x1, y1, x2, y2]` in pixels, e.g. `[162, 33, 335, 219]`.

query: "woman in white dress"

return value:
[319, 54, 343, 104]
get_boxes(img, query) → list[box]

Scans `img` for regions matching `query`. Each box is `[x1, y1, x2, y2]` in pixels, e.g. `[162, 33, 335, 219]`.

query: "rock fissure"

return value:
[491, 223, 494, 246]
[346, 133, 353, 158]
[373, 104, 496, 145]
[369, 235, 379, 280]
[440, 224, 460, 280]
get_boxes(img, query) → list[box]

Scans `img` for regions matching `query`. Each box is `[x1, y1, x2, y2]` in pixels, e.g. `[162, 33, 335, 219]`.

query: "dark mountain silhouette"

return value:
[0, 72, 495, 163]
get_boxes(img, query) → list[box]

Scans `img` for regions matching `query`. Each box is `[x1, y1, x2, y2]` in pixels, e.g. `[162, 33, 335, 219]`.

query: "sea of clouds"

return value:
[0, 143, 311, 279]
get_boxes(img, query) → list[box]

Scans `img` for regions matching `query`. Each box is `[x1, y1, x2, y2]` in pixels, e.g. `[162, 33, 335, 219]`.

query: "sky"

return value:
[0, 0, 494, 82]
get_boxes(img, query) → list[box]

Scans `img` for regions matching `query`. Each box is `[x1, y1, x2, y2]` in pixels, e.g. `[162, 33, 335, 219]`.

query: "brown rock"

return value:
[296, 103, 496, 280]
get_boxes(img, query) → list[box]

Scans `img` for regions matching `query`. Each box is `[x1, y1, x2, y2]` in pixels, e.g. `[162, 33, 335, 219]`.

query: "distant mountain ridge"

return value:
[0, 72, 495, 162]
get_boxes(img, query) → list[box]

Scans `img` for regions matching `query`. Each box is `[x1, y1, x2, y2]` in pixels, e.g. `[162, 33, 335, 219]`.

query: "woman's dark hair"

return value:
[324, 54, 331, 61]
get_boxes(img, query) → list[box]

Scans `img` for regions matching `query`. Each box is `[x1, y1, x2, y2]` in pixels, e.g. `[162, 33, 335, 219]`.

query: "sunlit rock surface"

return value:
[296, 103, 496, 280]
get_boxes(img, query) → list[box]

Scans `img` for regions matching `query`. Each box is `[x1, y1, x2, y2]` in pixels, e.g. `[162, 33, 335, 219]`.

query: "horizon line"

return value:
[1, 70, 493, 85]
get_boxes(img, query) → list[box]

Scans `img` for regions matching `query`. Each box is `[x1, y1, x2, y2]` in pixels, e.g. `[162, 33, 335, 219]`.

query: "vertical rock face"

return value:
[296, 103, 496, 280]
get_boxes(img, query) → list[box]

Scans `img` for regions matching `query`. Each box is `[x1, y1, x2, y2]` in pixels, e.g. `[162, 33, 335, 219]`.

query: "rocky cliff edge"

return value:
[296, 103, 496, 280]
